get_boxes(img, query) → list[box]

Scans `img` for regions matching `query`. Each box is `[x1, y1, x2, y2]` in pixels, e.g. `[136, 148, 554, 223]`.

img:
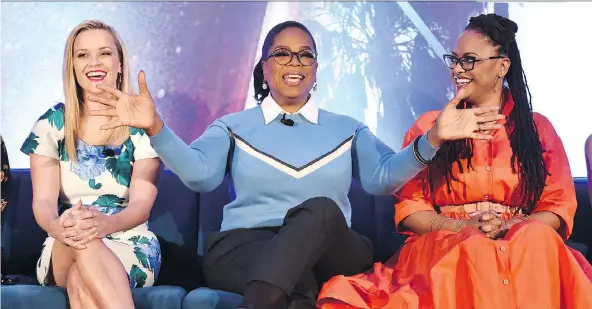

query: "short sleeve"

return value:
[129, 127, 159, 160]
[20, 103, 65, 160]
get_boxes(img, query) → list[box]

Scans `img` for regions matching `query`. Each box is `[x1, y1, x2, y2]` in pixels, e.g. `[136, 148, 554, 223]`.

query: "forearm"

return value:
[529, 211, 562, 231]
[32, 199, 59, 235]
[356, 130, 439, 195]
[401, 211, 465, 235]
[105, 203, 151, 235]
[149, 124, 229, 192]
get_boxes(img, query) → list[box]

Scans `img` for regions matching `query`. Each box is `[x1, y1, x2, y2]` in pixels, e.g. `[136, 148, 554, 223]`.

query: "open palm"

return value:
[432, 88, 505, 142]
[88, 71, 157, 130]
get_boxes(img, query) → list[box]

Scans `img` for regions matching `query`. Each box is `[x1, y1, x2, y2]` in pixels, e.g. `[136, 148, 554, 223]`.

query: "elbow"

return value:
[183, 172, 223, 192]
[362, 181, 393, 196]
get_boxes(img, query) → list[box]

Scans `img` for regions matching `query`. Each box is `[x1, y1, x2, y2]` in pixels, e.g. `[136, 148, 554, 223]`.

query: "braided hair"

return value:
[252, 21, 317, 104]
[430, 14, 548, 213]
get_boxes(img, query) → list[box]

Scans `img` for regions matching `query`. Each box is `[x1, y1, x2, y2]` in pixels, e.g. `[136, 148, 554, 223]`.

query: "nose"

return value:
[288, 52, 301, 67]
[90, 53, 100, 66]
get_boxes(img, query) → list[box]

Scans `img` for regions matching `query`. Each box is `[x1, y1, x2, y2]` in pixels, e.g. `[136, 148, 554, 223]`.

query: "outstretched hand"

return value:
[428, 87, 505, 147]
[87, 71, 161, 133]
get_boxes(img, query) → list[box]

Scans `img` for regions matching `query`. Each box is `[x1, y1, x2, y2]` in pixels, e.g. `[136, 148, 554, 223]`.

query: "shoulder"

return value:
[35, 102, 66, 132]
[586, 134, 592, 157]
[532, 112, 555, 131]
[318, 109, 362, 130]
[532, 112, 560, 140]
[401, 111, 439, 148]
[217, 106, 262, 130]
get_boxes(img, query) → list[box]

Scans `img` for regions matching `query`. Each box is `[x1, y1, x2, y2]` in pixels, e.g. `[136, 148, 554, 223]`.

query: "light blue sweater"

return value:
[150, 99, 437, 231]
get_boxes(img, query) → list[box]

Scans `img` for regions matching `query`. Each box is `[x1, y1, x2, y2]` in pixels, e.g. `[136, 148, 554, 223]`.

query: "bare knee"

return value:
[66, 264, 84, 295]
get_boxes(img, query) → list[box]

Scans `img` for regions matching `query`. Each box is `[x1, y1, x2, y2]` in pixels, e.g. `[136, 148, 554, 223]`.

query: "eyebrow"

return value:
[451, 51, 480, 57]
[273, 45, 315, 51]
[74, 46, 113, 53]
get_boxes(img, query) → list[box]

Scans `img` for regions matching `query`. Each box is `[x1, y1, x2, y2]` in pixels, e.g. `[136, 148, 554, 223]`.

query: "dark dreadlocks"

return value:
[430, 14, 548, 214]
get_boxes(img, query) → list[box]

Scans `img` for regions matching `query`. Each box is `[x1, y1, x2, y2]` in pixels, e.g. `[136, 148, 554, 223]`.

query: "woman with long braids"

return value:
[87, 20, 503, 309]
[317, 13, 592, 309]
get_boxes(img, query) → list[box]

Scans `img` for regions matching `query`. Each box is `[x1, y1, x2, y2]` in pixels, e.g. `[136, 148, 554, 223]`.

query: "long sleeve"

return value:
[531, 114, 577, 239]
[352, 123, 438, 196]
[149, 120, 231, 192]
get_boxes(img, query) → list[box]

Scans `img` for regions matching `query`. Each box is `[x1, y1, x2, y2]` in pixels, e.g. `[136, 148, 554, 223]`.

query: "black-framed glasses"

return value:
[266, 48, 317, 66]
[443, 54, 505, 71]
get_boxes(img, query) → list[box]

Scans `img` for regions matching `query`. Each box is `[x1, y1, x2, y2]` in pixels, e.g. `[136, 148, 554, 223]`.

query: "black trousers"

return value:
[202, 197, 374, 309]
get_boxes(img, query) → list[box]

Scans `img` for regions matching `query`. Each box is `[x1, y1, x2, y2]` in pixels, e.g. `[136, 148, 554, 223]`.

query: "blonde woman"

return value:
[20, 20, 161, 309]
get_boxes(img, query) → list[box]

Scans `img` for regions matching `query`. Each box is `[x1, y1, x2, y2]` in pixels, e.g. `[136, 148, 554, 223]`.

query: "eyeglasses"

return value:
[266, 48, 317, 66]
[443, 54, 505, 71]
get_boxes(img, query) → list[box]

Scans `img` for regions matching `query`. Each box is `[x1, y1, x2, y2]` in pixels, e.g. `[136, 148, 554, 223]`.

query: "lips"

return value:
[282, 72, 305, 86]
[86, 70, 107, 82]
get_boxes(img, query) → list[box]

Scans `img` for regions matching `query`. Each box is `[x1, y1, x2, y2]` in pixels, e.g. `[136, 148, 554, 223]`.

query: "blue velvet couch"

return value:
[2, 169, 591, 309]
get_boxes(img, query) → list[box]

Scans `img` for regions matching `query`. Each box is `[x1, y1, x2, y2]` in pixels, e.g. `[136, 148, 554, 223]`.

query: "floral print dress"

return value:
[20, 103, 161, 288]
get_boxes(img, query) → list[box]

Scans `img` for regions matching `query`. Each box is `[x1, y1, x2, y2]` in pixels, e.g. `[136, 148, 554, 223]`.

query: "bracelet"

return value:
[412, 135, 432, 165]
[429, 215, 439, 232]
[451, 220, 464, 232]
[437, 218, 452, 231]
[522, 214, 533, 221]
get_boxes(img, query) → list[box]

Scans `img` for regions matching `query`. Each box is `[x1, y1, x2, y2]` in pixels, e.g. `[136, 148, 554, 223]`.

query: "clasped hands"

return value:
[50, 201, 110, 249]
[467, 211, 523, 240]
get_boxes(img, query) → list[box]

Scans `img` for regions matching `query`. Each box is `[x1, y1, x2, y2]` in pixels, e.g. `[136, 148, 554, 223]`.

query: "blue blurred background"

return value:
[2, 1, 591, 176]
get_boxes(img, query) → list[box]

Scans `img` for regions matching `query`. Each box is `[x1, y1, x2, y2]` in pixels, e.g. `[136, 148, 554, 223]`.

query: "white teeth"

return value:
[87, 72, 106, 77]
[455, 77, 472, 84]
[283, 74, 303, 80]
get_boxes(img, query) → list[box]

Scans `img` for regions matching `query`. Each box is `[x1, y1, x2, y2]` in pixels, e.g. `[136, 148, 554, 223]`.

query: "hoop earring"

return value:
[493, 75, 500, 93]
[116, 72, 123, 90]
[262, 81, 268, 90]
[312, 82, 317, 91]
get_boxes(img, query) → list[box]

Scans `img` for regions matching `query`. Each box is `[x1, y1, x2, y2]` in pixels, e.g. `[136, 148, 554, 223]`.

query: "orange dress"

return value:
[317, 97, 592, 309]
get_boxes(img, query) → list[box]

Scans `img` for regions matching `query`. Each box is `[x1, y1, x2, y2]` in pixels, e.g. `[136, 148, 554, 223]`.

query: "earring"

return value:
[116, 72, 123, 90]
[493, 75, 501, 93]
[312, 82, 317, 91]
[262, 81, 268, 90]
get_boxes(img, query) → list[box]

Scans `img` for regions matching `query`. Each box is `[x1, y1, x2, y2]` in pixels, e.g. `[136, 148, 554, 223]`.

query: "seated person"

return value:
[21, 20, 161, 309]
[318, 13, 592, 309]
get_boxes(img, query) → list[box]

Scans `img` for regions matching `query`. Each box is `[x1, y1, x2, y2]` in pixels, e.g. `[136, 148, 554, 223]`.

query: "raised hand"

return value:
[428, 87, 505, 147]
[87, 71, 161, 134]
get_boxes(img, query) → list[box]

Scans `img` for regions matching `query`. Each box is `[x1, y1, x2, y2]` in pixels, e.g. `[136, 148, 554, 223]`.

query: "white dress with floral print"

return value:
[21, 103, 161, 288]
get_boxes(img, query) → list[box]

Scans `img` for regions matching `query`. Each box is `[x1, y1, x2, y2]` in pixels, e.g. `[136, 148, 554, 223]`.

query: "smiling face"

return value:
[261, 27, 318, 105]
[72, 29, 121, 95]
[449, 29, 510, 104]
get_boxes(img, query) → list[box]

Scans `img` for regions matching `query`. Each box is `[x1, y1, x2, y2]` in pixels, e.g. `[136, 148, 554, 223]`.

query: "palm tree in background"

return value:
[301, 2, 488, 149]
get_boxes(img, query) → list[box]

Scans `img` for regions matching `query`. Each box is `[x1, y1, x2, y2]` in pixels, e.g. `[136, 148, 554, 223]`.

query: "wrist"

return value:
[146, 116, 164, 137]
[103, 214, 117, 236]
[48, 219, 62, 238]
[426, 128, 443, 148]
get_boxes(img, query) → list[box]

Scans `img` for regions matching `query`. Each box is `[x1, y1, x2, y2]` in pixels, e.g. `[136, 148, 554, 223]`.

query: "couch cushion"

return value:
[0, 285, 68, 309]
[150, 170, 202, 290]
[0, 285, 186, 309]
[183, 287, 242, 309]
[132, 285, 187, 309]
[197, 177, 233, 256]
